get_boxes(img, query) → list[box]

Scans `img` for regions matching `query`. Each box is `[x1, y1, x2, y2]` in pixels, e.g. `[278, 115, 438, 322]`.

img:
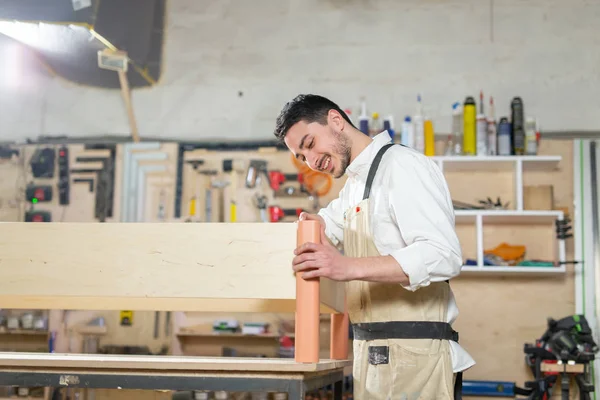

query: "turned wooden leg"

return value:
[295, 220, 320, 363]
[330, 297, 349, 360]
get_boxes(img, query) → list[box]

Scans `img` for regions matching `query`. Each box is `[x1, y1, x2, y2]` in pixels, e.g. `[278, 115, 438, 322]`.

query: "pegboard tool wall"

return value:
[0, 143, 118, 223]
[179, 146, 344, 223]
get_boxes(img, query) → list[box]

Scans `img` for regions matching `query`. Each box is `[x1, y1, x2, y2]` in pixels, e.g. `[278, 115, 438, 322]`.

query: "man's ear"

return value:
[328, 109, 345, 131]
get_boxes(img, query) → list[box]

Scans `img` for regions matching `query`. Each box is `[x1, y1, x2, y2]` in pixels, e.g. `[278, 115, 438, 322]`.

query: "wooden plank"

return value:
[0, 222, 345, 314]
[0, 352, 351, 372]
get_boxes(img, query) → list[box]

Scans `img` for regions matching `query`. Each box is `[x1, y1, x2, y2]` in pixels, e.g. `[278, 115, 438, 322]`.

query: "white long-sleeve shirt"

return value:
[318, 131, 476, 373]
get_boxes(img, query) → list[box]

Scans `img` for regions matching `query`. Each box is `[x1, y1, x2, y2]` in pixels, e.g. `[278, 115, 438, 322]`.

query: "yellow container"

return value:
[424, 119, 435, 156]
[463, 97, 476, 155]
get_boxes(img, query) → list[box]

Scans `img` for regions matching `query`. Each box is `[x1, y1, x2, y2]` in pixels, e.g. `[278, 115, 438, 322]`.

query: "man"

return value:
[273, 94, 475, 399]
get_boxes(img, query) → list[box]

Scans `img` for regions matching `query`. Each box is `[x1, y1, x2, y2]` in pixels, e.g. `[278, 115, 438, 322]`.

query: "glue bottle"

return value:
[413, 95, 425, 153]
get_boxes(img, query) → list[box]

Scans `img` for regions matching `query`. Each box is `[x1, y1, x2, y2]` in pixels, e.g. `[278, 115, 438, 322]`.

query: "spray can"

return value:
[401, 116, 414, 148]
[497, 117, 512, 156]
[525, 117, 537, 155]
[476, 114, 488, 156]
[462, 96, 476, 155]
[486, 96, 497, 155]
[511, 97, 525, 155]
[413, 95, 425, 153]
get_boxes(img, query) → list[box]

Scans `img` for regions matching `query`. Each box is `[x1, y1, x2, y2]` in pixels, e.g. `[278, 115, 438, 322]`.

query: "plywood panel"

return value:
[0, 221, 345, 313]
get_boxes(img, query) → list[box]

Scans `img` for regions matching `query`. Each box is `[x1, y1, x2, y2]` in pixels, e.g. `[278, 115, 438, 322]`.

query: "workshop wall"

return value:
[1, 0, 599, 142]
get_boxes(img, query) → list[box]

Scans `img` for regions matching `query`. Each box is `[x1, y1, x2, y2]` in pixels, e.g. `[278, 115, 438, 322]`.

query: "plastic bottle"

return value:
[413, 95, 425, 153]
[401, 116, 413, 148]
[511, 97, 525, 155]
[525, 117, 537, 155]
[462, 96, 476, 155]
[451, 102, 463, 155]
[486, 96, 497, 155]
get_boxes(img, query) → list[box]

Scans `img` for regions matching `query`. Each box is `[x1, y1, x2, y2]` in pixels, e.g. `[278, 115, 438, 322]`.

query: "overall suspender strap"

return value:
[362, 142, 395, 201]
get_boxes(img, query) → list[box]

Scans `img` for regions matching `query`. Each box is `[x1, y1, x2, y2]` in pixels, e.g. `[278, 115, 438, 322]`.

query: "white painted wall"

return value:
[1, 0, 599, 143]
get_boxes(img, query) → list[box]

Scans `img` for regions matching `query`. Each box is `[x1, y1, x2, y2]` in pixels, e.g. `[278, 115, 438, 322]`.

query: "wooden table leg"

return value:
[330, 297, 349, 360]
[295, 220, 320, 363]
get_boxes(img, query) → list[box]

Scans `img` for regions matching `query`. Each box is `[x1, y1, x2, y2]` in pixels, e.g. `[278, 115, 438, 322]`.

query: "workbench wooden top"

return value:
[0, 352, 352, 373]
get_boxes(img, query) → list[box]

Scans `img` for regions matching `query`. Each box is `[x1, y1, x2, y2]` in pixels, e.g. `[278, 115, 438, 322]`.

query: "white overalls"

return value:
[343, 143, 462, 399]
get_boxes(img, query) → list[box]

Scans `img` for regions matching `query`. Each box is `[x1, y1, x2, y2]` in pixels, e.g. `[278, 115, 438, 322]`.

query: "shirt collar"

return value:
[345, 131, 393, 178]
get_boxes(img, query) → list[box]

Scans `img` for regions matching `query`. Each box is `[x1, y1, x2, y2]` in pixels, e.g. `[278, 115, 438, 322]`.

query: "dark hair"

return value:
[273, 94, 355, 142]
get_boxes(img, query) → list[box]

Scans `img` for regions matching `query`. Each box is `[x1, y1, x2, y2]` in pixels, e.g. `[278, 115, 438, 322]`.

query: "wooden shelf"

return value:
[431, 155, 561, 172]
[177, 332, 294, 339]
[461, 265, 566, 275]
[0, 330, 48, 336]
[455, 210, 564, 224]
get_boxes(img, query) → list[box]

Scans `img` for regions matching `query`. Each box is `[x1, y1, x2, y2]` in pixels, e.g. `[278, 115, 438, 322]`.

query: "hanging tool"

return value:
[268, 206, 304, 222]
[245, 160, 269, 188]
[210, 177, 230, 222]
[197, 169, 218, 222]
[223, 159, 244, 222]
[185, 161, 204, 222]
[253, 194, 269, 222]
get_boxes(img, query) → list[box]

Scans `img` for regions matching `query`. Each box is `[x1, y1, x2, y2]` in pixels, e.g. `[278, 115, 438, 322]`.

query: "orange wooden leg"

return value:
[330, 297, 349, 360]
[295, 220, 320, 363]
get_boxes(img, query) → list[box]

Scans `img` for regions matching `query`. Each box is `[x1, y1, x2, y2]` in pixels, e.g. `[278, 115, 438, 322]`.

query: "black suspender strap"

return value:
[362, 142, 395, 201]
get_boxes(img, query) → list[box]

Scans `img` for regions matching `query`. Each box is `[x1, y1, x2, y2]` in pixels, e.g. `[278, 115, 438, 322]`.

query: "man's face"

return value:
[284, 114, 352, 179]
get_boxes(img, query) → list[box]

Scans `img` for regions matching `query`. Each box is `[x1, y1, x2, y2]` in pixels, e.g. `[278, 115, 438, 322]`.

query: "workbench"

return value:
[0, 220, 351, 398]
[0, 352, 351, 399]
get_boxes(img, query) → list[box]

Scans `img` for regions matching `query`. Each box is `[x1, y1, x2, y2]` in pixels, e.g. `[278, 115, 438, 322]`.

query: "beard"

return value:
[330, 128, 352, 178]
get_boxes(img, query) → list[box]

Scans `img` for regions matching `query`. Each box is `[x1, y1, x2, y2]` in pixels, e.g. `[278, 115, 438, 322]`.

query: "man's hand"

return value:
[293, 224, 355, 281]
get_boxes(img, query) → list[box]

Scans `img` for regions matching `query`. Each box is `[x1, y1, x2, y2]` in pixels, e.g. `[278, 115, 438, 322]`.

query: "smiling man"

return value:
[273, 94, 475, 399]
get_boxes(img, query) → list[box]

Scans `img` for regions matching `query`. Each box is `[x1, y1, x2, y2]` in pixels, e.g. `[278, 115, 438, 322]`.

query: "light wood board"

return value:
[0, 221, 345, 314]
[0, 352, 351, 372]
